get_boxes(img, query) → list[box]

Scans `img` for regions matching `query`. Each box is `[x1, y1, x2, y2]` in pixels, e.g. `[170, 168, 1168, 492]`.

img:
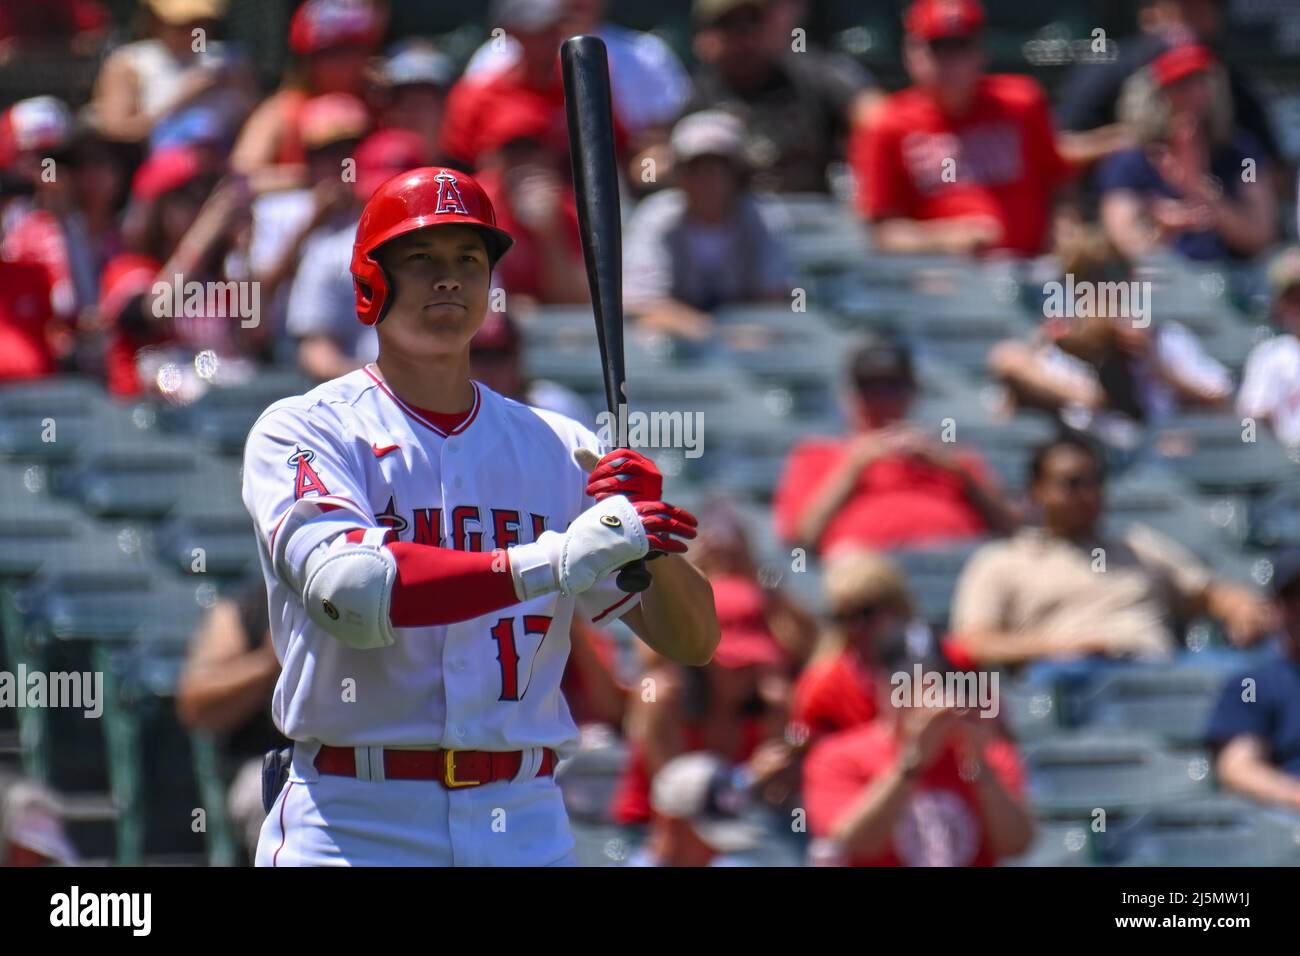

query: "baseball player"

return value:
[241, 165, 720, 866]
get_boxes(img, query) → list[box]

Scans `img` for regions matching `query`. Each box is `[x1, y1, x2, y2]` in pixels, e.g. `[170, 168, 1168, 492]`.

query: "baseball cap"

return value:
[289, 0, 381, 56]
[1268, 246, 1300, 298]
[0, 96, 74, 168]
[492, 0, 566, 31]
[710, 575, 786, 669]
[130, 145, 206, 201]
[299, 93, 370, 151]
[649, 753, 766, 853]
[352, 128, 428, 201]
[145, 0, 228, 24]
[693, 0, 766, 27]
[822, 549, 913, 619]
[471, 311, 522, 353]
[381, 41, 453, 89]
[905, 0, 985, 41]
[671, 110, 747, 165]
[1151, 44, 1215, 88]
[847, 331, 915, 389]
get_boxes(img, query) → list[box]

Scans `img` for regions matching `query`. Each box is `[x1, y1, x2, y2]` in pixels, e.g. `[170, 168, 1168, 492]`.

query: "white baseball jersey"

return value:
[241, 364, 639, 758]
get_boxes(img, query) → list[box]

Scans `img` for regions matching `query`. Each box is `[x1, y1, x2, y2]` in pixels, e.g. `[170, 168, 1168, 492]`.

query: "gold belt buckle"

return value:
[443, 749, 481, 788]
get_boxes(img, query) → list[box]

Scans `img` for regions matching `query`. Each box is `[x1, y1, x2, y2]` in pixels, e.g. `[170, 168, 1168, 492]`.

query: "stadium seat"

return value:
[160, 371, 313, 455]
[1022, 733, 1213, 815]
[1113, 796, 1300, 867]
[555, 741, 629, 825]
[1152, 413, 1295, 494]
[1068, 662, 1236, 746]
[1000, 678, 1060, 741]
[1002, 821, 1093, 866]
[890, 540, 988, 632]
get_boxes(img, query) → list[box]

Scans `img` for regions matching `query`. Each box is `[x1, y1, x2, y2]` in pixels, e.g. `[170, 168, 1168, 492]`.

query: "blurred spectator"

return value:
[623, 110, 795, 340]
[468, 310, 593, 425]
[950, 433, 1275, 667]
[176, 578, 286, 863]
[1055, 0, 1279, 169]
[688, 496, 818, 667]
[232, 92, 370, 362]
[802, 643, 1032, 866]
[989, 226, 1233, 429]
[474, 131, 590, 305]
[610, 604, 794, 826]
[774, 332, 1016, 557]
[1206, 549, 1300, 813]
[376, 39, 453, 165]
[101, 145, 258, 398]
[440, 0, 593, 171]
[284, 127, 426, 380]
[0, 211, 64, 382]
[0, 0, 109, 58]
[2, 104, 129, 340]
[850, 0, 1073, 256]
[0, 775, 78, 866]
[624, 753, 764, 866]
[792, 549, 913, 741]
[230, 0, 380, 185]
[91, 0, 255, 151]
[464, 0, 691, 144]
[1239, 247, 1300, 447]
[1098, 45, 1275, 263]
[687, 0, 874, 194]
[562, 621, 627, 730]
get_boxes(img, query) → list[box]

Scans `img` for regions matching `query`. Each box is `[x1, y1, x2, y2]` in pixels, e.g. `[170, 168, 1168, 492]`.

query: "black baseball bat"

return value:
[560, 35, 652, 594]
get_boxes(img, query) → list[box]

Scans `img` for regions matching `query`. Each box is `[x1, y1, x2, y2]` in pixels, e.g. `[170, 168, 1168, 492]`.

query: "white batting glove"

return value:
[508, 495, 649, 600]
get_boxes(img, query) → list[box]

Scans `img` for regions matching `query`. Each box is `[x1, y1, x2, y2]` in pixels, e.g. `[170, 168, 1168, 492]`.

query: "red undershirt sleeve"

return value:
[342, 528, 521, 626]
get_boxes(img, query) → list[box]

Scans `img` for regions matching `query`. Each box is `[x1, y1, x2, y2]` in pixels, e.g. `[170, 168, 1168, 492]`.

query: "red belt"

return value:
[314, 745, 558, 788]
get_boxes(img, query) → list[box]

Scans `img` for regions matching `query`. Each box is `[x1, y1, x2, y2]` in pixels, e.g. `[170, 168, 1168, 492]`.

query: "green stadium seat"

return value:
[1153, 413, 1296, 494]
[1022, 734, 1213, 816]
[1115, 796, 1300, 867]
[1002, 821, 1093, 866]
[1069, 663, 1235, 746]
[890, 540, 987, 632]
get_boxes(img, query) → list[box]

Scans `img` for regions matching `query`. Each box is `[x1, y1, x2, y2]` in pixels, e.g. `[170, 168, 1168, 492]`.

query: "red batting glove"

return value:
[633, 500, 698, 554]
[586, 448, 664, 504]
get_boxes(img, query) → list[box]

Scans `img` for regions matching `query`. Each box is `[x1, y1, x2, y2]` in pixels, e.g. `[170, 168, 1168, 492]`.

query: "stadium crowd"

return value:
[2, 0, 1300, 867]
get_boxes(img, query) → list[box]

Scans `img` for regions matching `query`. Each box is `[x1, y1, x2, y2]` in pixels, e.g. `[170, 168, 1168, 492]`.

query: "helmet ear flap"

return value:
[352, 253, 390, 327]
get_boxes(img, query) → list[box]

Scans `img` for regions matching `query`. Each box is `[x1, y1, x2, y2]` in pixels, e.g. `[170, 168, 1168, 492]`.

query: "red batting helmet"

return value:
[350, 166, 514, 326]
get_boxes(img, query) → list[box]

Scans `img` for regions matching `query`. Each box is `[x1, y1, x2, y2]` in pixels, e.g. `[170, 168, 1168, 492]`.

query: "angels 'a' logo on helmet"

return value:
[433, 170, 470, 216]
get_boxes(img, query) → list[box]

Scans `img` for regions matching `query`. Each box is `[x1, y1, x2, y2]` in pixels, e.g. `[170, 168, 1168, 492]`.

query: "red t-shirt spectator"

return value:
[773, 438, 994, 555]
[792, 649, 880, 739]
[440, 62, 626, 170]
[610, 717, 767, 826]
[0, 260, 59, 381]
[475, 166, 583, 302]
[3, 209, 72, 315]
[852, 74, 1073, 256]
[440, 64, 570, 170]
[803, 721, 1024, 866]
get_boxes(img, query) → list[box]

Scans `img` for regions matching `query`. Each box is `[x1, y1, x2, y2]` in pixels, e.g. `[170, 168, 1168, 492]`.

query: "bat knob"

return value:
[616, 558, 653, 593]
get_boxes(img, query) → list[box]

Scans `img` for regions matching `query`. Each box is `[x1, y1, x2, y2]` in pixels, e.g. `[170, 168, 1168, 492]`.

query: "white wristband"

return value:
[508, 534, 562, 601]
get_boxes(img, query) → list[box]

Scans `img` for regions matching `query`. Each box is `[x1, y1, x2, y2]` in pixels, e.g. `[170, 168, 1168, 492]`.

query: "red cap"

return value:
[1151, 44, 1215, 88]
[353, 128, 428, 201]
[130, 146, 204, 201]
[709, 575, 786, 670]
[289, 0, 380, 56]
[905, 0, 984, 41]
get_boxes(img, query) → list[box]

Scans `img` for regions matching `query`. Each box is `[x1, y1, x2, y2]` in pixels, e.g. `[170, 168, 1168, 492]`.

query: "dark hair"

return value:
[1027, 431, 1105, 486]
[847, 330, 914, 391]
